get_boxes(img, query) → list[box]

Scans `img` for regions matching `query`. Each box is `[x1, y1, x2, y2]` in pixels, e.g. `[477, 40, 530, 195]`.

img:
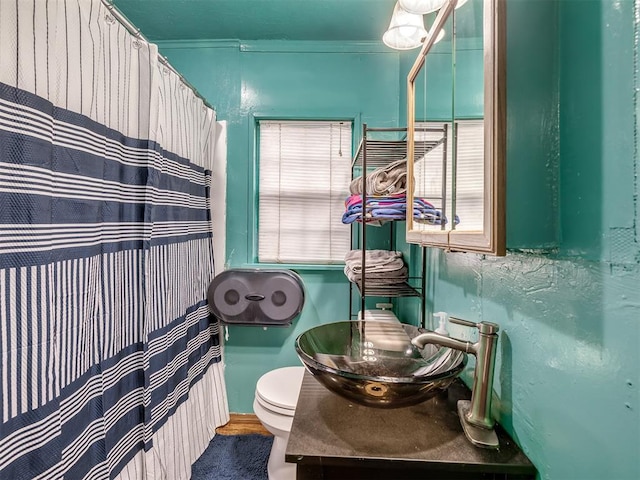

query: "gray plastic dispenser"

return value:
[207, 269, 305, 326]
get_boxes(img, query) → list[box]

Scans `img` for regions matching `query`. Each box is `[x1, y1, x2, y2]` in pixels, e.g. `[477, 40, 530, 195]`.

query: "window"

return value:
[258, 120, 352, 264]
[414, 119, 484, 231]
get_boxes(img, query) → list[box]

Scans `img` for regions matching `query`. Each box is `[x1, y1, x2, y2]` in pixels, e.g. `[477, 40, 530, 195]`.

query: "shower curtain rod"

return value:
[101, 0, 215, 112]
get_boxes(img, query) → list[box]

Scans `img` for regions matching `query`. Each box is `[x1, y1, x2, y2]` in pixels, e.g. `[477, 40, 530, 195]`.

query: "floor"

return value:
[215, 414, 271, 436]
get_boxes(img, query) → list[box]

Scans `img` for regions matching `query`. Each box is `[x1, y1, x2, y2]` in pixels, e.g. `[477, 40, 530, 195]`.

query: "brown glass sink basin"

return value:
[295, 320, 467, 408]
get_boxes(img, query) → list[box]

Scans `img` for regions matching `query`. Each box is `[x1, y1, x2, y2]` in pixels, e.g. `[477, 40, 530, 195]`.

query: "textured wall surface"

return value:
[422, 1, 640, 479]
[151, 0, 640, 478]
[427, 249, 639, 480]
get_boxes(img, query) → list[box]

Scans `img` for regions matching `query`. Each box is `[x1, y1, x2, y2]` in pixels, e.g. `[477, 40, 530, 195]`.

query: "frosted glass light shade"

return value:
[399, 0, 446, 14]
[399, 0, 469, 14]
[382, 2, 428, 50]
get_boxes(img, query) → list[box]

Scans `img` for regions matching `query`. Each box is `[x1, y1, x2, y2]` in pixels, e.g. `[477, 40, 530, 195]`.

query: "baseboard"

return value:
[216, 413, 272, 436]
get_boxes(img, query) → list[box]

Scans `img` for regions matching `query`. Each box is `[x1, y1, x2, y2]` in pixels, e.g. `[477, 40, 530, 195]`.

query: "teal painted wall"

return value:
[505, 1, 559, 248]
[157, 40, 410, 413]
[422, 2, 639, 480]
[156, 0, 640, 478]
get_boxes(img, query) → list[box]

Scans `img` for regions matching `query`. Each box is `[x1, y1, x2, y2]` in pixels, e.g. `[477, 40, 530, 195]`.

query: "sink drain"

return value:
[364, 382, 388, 397]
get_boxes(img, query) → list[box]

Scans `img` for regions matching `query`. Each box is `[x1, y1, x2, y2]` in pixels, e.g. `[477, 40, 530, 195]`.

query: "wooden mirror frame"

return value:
[406, 0, 506, 256]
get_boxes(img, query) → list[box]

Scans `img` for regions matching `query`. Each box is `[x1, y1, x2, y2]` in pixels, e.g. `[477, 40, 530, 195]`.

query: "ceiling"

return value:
[111, 0, 399, 42]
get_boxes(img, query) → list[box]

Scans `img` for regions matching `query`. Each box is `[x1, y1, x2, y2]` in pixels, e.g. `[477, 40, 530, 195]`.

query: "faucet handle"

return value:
[449, 317, 500, 335]
[449, 316, 477, 328]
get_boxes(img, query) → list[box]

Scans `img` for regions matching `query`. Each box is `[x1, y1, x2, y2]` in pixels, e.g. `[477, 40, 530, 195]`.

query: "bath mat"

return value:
[191, 434, 273, 480]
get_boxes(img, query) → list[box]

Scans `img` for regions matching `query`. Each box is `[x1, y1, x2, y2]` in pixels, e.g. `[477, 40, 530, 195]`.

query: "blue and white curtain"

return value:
[0, 1, 229, 479]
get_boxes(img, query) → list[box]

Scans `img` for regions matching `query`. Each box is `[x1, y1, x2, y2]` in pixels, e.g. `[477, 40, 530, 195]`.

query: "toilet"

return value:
[253, 365, 306, 480]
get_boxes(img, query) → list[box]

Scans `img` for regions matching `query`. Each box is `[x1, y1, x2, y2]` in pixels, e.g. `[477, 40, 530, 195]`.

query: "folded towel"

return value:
[341, 211, 387, 226]
[346, 261, 406, 275]
[362, 195, 436, 211]
[367, 159, 407, 195]
[343, 194, 449, 223]
[345, 194, 412, 210]
[344, 266, 409, 284]
[344, 249, 404, 272]
[345, 249, 402, 264]
[350, 159, 408, 196]
[346, 263, 407, 276]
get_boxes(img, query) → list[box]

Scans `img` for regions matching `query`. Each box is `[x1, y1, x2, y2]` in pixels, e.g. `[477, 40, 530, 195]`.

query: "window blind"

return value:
[258, 120, 352, 263]
[415, 120, 484, 231]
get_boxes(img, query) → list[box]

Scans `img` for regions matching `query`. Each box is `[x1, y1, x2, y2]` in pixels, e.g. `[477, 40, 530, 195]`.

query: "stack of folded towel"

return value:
[344, 249, 408, 286]
[350, 159, 407, 196]
[342, 194, 455, 226]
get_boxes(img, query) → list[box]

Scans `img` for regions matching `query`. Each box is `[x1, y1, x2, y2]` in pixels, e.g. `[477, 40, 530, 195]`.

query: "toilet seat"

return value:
[253, 397, 294, 436]
[253, 366, 306, 480]
[255, 366, 305, 415]
[255, 394, 295, 417]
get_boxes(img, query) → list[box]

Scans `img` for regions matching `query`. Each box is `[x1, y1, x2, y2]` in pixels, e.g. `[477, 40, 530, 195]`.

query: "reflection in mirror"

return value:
[407, 0, 505, 255]
[412, 8, 455, 238]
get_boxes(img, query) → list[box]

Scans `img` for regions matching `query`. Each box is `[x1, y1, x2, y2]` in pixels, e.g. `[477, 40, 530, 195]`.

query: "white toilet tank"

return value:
[358, 308, 401, 323]
[357, 308, 408, 352]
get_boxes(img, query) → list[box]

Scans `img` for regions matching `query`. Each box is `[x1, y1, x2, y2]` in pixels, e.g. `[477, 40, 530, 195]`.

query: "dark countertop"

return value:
[285, 371, 536, 479]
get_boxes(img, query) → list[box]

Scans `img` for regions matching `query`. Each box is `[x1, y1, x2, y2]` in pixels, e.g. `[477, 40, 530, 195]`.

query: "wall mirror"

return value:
[406, 0, 505, 255]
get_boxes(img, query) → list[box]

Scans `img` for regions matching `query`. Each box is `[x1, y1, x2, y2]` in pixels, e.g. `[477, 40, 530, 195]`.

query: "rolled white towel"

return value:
[349, 159, 408, 196]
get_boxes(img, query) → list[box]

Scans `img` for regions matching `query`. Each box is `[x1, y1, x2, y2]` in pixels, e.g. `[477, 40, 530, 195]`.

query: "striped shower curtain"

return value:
[0, 1, 229, 479]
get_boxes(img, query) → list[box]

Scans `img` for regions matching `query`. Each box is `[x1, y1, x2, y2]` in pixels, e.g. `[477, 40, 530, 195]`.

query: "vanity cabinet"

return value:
[286, 372, 536, 480]
[406, 0, 506, 255]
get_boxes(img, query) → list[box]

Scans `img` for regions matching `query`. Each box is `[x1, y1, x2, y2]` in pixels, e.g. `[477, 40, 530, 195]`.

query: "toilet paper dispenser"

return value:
[207, 268, 305, 326]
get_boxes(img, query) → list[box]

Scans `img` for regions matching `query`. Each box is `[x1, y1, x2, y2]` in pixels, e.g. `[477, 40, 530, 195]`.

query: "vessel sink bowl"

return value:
[295, 320, 467, 409]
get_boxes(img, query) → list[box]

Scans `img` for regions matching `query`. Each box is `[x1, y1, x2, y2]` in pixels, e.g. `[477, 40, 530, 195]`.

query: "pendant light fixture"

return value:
[399, 0, 468, 15]
[382, 2, 428, 50]
[399, 0, 446, 14]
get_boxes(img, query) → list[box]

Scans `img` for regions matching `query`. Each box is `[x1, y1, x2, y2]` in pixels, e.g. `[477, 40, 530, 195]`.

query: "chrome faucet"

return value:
[411, 317, 500, 449]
